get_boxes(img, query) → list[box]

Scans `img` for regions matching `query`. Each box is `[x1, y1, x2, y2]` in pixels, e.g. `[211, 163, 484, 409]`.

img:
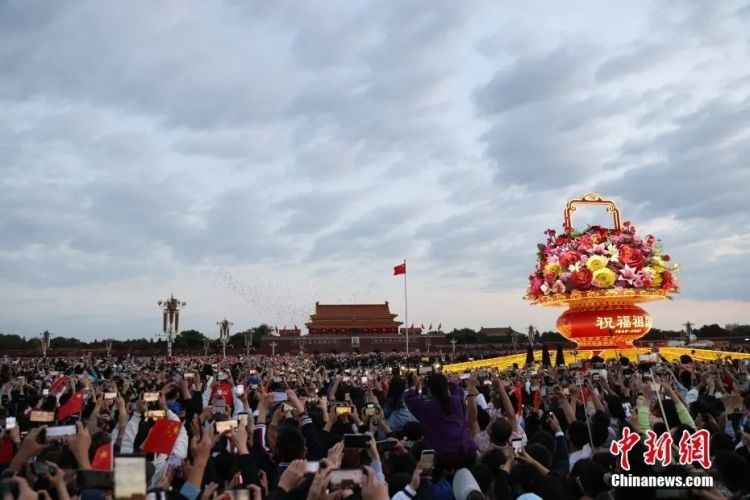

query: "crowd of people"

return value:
[0, 349, 749, 500]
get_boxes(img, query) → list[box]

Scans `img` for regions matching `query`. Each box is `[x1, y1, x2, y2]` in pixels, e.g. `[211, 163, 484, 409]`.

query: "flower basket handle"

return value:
[563, 192, 621, 233]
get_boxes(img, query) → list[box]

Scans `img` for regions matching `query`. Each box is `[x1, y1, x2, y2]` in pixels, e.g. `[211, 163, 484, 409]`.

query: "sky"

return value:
[1, 0, 749, 341]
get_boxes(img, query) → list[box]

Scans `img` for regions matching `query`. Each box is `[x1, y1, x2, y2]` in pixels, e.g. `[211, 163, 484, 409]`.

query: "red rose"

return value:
[570, 268, 593, 290]
[577, 234, 593, 250]
[559, 251, 581, 270]
[661, 271, 674, 289]
[619, 245, 645, 269]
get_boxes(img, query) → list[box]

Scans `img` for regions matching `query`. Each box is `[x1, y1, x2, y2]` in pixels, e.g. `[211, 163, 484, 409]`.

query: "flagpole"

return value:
[403, 259, 409, 355]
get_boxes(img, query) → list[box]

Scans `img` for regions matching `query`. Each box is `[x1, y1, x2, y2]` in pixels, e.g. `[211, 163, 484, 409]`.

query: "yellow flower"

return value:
[645, 267, 662, 286]
[649, 257, 666, 272]
[544, 262, 561, 276]
[592, 268, 617, 288]
[586, 255, 609, 272]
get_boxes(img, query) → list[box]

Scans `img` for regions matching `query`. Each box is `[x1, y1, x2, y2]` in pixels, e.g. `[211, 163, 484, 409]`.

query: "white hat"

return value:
[517, 494, 543, 500]
[452, 468, 481, 500]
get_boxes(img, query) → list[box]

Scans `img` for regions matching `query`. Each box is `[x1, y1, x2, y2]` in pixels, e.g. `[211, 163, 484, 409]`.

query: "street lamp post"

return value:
[157, 294, 186, 359]
[450, 338, 457, 355]
[40, 330, 53, 359]
[269, 341, 278, 356]
[244, 331, 252, 357]
[203, 339, 210, 357]
[217, 319, 233, 359]
[105, 339, 113, 358]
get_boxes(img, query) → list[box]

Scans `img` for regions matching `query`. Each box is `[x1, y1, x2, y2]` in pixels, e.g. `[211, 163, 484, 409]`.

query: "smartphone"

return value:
[3, 416, 17, 430]
[344, 392, 351, 401]
[305, 461, 320, 474]
[419, 449, 435, 475]
[343, 433, 371, 448]
[115, 456, 147, 498]
[78, 470, 114, 491]
[511, 438, 523, 454]
[281, 402, 295, 413]
[145, 410, 166, 421]
[459, 373, 471, 380]
[42, 388, 50, 397]
[184, 372, 195, 379]
[104, 392, 118, 400]
[30, 410, 56, 423]
[236, 385, 245, 396]
[215, 419, 239, 434]
[143, 392, 159, 403]
[418, 366, 433, 375]
[335, 405, 351, 416]
[365, 403, 378, 416]
[329, 469, 364, 489]
[33, 462, 50, 476]
[273, 391, 288, 403]
[563, 387, 570, 396]
[46, 425, 77, 442]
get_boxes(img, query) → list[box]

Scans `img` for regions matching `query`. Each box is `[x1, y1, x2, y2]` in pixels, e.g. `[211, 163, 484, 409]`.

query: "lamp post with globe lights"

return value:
[217, 318, 233, 359]
[157, 294, 186, 359]
[40, 330, 53, 359]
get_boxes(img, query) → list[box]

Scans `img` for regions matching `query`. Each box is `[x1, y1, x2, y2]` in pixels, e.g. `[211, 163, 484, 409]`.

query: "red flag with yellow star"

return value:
[141, 419, 182, 455]
[91, 443, 113, 470]
[58, 390, 84, 420]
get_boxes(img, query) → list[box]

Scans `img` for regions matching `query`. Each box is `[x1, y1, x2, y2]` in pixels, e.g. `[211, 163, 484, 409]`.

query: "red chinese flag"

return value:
[58, 390, 84, 420]
[141, 419, 182, 455]
[91, 443, 113, 470]
[50, 375, 71, 395]
[393, 263, 406, 275]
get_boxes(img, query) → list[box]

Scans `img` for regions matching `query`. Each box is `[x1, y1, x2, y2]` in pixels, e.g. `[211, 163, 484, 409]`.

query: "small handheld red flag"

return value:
[58, 390, 84, 420]
[141, 419, 182, 455]
[393, 263, 406, 275]
[91, 443, 113, 470]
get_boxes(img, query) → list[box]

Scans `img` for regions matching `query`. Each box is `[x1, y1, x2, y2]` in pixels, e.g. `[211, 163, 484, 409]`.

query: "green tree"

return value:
[174, 329, 208, 348]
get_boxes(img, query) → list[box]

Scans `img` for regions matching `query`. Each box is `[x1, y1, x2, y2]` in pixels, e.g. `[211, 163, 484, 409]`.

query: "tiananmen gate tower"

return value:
[258, 301, 449, 354]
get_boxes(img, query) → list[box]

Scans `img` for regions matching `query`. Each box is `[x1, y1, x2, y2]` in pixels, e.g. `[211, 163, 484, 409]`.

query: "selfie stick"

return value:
[577, 377, 595, 450]
[649, 368, 670, 430]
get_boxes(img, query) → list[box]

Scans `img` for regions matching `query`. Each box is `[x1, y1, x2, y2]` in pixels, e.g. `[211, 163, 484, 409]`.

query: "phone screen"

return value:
[104, 392, 118, 400]
[273, 391, 288, 402]
[305, 461, 320, 474]
[343, 433, 370, 448]
[419, 450, 435, 474]
[335, 405, 351, 415]
[30, 411, 56, 423]
[114, 456, 147, 499]
[329, 469, 364, 489]
[46, 425, 77, 441]
[511, 438, 523, 454]
[143, 392, 159, 403]
[215, 419, 239, 434]
[236, 385, 245, 396]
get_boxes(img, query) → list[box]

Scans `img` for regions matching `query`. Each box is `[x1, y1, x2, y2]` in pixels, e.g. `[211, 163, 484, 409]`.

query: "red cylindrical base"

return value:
[556, 297, 652, 350]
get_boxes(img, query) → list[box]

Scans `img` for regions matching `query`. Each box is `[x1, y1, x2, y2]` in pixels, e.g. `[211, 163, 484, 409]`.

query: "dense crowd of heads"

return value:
[1, 349, 749, 500]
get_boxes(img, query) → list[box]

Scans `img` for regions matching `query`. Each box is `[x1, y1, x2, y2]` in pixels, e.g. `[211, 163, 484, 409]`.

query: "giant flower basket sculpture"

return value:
[525, 193, 680, 350]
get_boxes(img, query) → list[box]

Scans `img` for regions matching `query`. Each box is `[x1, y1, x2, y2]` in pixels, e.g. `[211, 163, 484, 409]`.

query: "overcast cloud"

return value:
[1, 0, 749, 340]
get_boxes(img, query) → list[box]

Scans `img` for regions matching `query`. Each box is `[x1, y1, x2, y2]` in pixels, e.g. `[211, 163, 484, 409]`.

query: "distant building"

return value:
[306, 302, 402, 335]
[725, 323, 745, 331]
[278, 327, 301, 337]
[259, 301, 447, 354]
[479, 326, 522, 338]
